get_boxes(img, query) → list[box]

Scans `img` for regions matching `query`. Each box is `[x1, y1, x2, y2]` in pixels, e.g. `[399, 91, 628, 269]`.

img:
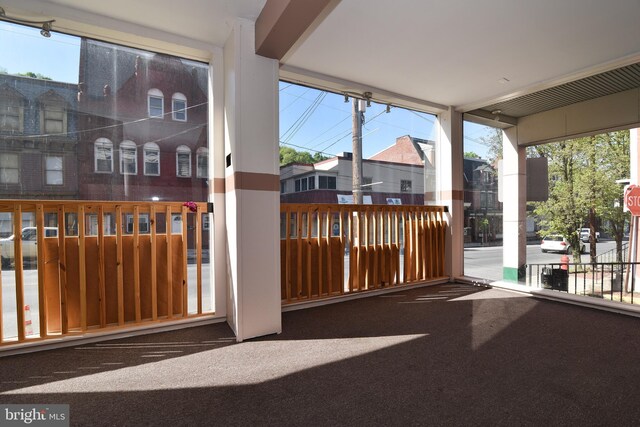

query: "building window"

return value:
[308, 176, 315, 190]
[401, 179, 412, 193]
[42, 104, 65, 134]
[148, 88, 164, 118]
[45, 155, 63, 185]
[196, 147, 208, 178]
[94, 138, 113, 173]
[319, 175, 336, 189]
[295, 179, 301, 192]
[280, 181, 286, 194]
[176, 145, 191, 177]
[120, 140, 137, 175]
[0, 100, 22, 132]
[0, 153, 19, 184]
[172, 93, 187, 121]
[143, 142, 160, 176]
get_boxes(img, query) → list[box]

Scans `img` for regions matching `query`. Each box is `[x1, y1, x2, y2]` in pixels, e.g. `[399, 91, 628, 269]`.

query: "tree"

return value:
[534, 131, 630, 263]
[464, 151, 481, 159]
[16, 71, 52, 80]
[279, 146, 327, 166]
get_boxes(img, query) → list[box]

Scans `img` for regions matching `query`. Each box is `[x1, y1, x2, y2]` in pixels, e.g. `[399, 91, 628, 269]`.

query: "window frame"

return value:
[143, 142, 160, 176]
[148, 88, 164, 118]
[172, 92, 187, 121]
[119, 140, 138, 175]
[44, 154, 64, 186]
[196, 147, 208, 178]
[0, 152, 20, 184]
[176, 145, 192, 178]
[94, 138, 114, 174]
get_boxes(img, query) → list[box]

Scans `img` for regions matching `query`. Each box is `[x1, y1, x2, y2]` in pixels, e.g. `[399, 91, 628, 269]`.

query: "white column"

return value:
[502, 126, 526, 282]
[209, 47, 226, 317]
[223, 19, 281, 341]
[435, 108, 464, 279]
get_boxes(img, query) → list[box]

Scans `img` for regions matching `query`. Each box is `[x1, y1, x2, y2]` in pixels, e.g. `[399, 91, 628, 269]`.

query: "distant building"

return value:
[0, 74, 79, 236]
[76, 38, 209, 202]
[0, 74, 79, 200]
[280, 151, 425, 204]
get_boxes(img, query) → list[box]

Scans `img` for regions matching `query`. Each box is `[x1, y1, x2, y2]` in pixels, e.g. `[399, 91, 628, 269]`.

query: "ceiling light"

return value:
[40, 22, 51, 37]
[491, 110, 502, 115]
[0, 7, 55, 38]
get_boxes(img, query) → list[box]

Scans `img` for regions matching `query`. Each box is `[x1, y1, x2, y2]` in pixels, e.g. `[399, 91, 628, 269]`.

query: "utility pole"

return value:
[352, 97, 364, 204]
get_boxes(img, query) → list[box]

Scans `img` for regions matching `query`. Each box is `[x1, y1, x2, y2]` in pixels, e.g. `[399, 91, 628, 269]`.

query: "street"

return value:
[464, 239, 625, 282]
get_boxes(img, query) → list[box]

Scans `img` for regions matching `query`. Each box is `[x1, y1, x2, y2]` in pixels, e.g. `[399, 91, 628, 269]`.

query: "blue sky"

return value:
[0, 20, 493, 159]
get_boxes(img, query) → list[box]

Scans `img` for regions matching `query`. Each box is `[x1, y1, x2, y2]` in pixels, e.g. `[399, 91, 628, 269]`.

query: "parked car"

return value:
[0, 227, 58, 268]
[541, 234, 585, 254]
[578, 228, 600, 243]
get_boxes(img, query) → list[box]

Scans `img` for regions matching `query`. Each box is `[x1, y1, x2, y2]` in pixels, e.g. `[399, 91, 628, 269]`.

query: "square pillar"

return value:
[435, 108, 464, 279]
[222, 19, 282, 341]
[502, 126, 527, 282]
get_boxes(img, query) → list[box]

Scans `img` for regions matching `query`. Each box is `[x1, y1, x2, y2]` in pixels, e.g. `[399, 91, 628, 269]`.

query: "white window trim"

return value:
[148, 88, 164, 118]
[94, 138, 114, 174]
[172, 92, 187, 122]
[196, 147, 208, 178]
[144, 142, 161, 176]
[176, 145, 192, 178]
[119, 140, 138, 175]
[45, 155, 64, 186]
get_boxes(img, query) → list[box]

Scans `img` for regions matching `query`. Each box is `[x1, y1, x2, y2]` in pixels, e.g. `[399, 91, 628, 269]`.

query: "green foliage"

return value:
[279, 146, 328, 166]
[464, 151, 481, 159]
[16, 71, 52, 80]
[533, 131, 630, 262]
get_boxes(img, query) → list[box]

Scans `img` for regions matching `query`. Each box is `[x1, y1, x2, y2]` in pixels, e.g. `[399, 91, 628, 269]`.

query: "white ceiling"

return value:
[3, 0, 640, 114]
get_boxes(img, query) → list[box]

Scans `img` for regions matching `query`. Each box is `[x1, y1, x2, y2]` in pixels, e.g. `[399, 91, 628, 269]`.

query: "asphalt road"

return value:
[464, 239, 625, 282]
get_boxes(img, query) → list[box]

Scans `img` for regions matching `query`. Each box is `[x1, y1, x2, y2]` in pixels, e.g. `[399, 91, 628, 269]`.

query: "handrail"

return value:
[0, 200, 212, 347]
[280, 203, 448, 304]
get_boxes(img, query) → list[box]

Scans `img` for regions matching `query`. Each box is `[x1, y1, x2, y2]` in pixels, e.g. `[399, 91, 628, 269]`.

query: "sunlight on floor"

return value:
[1, 335, 428, 394]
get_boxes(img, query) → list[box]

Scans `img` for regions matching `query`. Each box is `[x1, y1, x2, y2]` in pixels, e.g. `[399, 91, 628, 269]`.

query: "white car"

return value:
[0, 227, 58, 269]
[541, 235, 585, 254]
[578, 228, 600, 243]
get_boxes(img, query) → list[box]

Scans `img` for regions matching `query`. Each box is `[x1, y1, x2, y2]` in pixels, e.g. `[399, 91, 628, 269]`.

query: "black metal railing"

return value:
[594, 242, 629, 264]
[526, 262, 640, 305]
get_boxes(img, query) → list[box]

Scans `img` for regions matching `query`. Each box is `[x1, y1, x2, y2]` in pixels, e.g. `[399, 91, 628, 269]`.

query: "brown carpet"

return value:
[1, 283, 640, 426]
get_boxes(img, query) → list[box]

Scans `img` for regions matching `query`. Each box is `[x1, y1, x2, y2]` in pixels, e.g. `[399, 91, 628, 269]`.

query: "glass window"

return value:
[0, 153, 19, 183]
[172, 93, 187, 121]
[43, 105, 65, 133]
[196, 147, 208, 178]
[0, 100, 21, 132]
[45, 155, 64, 185]
[144, 142, 160, 176]
[176, 145, 191, 177]
[148, 88, 164, 118]
[301, 178, 308, 191]
[295, 179, 301, 192]
[95, 138, 114, 173]
[120, 140, 137, 175]
[318, 176, 337, 190]
[280, 181, 285, 194]
[308, 176, 315, 190]
[401, 179, 412, 193]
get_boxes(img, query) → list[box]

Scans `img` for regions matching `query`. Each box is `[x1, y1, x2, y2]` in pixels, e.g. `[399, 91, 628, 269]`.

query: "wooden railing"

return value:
[280, 204, 447, 304]
[0, 200, 211, 346]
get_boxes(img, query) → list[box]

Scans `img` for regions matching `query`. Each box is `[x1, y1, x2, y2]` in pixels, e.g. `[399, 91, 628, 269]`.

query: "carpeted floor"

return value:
[2, 283, 640, 426]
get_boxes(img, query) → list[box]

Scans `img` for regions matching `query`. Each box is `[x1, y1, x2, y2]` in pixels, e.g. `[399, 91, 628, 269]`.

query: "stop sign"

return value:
[624, 185, 640, 215]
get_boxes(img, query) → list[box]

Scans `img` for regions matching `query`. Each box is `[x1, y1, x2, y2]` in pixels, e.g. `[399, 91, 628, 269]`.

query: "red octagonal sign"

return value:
[625, 185, 640, 216]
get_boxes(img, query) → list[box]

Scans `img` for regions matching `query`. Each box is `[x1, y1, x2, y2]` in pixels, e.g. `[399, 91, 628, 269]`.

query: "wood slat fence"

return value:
[280, 204, 447, 304]
[0, 200, 211, 347]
